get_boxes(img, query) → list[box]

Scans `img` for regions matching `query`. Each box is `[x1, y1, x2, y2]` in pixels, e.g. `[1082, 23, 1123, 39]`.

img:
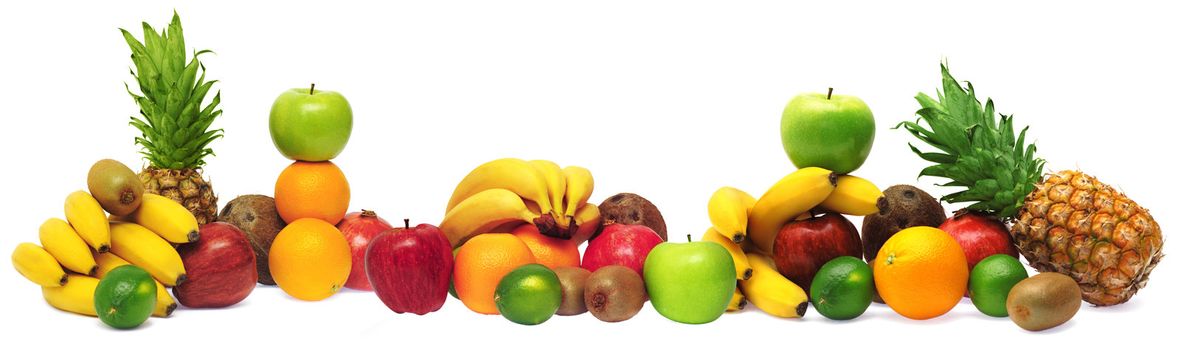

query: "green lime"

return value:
[94, 265, 157, 329]
[449, 245, 460, 299]
[810, 256, 874, 320]
[969, 254, 1029, 317]
[494, 264, 562, 325]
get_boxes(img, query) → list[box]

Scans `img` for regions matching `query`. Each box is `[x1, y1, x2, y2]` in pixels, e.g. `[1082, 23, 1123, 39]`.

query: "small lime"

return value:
[94, 265, 157, 329]
[494, 264, 562, 325]
[969, 254, 1028, 317]
[810, 256, 874, 320]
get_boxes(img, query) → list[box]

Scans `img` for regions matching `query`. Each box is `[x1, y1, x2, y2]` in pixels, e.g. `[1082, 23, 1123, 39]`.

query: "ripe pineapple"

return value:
[122, 13, 222, 224]
[899, 64, 1163, 306]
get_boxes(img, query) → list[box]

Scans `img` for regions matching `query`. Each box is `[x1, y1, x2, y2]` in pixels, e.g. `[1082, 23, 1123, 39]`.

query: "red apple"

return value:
[365, 220, 453, 315]
[338, 210, 394, 291]
[772, 213, 863, 293]
[940, 211, 1018, 271]
[174, 222, 257, 308]
[581, 224, 663, 278]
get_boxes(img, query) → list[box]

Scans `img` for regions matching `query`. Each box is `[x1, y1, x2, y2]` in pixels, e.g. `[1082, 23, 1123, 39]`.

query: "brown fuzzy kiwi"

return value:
[218, 195, 286, 285]
[554, 267, 591, 316]
[1007, 272, 1082, 331]
[87, 159, 144, 216]
[597, 193, 667, 241]
[584, 265, 647, 322]
[861, 185, 946, 262]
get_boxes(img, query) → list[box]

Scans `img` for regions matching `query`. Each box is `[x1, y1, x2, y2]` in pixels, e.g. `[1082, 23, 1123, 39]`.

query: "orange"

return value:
[873, 226, 969, 320]
[453, 233, 536, 314]
[275, 161, 350, 225]
[512, 224, 580, 268]
[269, 218, 352, 301]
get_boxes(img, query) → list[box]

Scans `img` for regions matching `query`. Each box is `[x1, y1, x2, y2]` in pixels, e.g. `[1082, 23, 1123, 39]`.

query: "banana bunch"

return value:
[12, 190, 195, 318]
[440, 158, 601, 247]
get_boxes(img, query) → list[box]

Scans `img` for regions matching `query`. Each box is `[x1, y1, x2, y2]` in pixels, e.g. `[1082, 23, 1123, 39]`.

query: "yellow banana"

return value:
[42, 274, 99, 316]
[740, 253, 809, 318]
[818, 175, 883, 216]
[95, 253, 176, 317]
[529, 159, 567, 223]
[569, 203, 602, 244]
[39, 218, 98, 276]
[12, 243, 68, 287]
[703, 228, 753, 280]
[747, 167, 837, 253]
[130, 193, 200, 243]
[441, 188, 542, 247]
[64, 191, 110, 252]
[727, 286, 747, 312]
[708, 186, 756, 243]
[562, 166, 593, 218]
[109, 222, 187, 286]
[446, 158, 554, 216]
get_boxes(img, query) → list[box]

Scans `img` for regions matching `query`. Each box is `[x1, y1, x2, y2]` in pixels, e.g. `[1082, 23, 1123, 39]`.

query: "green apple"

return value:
[780, 89, 875, 174]
[643, 239, 736, 324]
[269, 85, 353, 161]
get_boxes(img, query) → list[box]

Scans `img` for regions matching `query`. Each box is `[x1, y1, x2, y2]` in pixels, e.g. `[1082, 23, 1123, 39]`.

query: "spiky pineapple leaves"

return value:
[896, 63, 1045, 218]
[123, 12, 222, 170]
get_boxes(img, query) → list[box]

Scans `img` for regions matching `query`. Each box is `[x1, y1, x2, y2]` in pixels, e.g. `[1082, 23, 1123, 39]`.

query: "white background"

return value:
[1, 0, 1177, 348]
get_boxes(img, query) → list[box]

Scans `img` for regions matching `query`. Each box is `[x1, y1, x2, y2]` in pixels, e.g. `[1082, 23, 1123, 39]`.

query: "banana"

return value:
[39, 218, 98, 276]
[12, 243, 68, 287]
[441, 188, 543, 247]
[818, 175, 883, 216]
[64, 191, 110, 252]
[109, 222, 187, 286]
[568, 203, 601, 244]
[42, 274, 99, 316]
[130, 193, 199, 243]
[727, 286, 747, 312]
[561, 166, 594, 218]
[445, 158, 554, 216]
[708, 186, 757, 243]
[95, 253, 176, 317]
[740, 253, 809, 318]
[529, 159, 567, 223]
[703, 228, 753, 280]
[747, 167, 837, 253]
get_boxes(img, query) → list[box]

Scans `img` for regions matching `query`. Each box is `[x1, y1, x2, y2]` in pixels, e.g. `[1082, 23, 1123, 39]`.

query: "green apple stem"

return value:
[309, 83, 316, 95]
[827, 87, 833, 100]
[686, 234, 692, 242]
[403, 219, 410, 229]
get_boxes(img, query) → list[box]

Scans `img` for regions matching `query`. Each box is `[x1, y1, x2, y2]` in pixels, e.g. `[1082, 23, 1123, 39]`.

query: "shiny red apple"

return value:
[174, 222, 257, 308]
[365, 220, 453, 315]
[338, 210, 394, 291]
[772, 213, 863, 293]
[581, 224, 663, 277]
[940, 211, 1018, 271]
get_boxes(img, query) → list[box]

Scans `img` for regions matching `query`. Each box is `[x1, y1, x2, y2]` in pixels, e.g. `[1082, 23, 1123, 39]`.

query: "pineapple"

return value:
[899, 63, 1163, 306]
[122, 13, 222, 224]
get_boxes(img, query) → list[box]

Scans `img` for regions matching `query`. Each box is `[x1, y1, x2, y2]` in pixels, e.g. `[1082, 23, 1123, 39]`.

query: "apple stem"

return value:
[361, 209, 376, 218]
[309, 83, 316, 95]
[686, 234, 692, 242]
[403, 219, 410, 229]
[827, 87, 833, 100]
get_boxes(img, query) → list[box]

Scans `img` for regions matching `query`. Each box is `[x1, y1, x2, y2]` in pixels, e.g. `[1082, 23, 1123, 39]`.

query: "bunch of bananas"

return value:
[12, 191, 199, 318]
[440, 158, 601, 247]
[705, 167, 883, 318]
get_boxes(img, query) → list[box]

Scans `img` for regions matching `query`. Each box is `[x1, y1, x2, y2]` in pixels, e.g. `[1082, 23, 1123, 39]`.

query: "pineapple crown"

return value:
[122, 12, 222, 170]
[896, 63, 1045, 218]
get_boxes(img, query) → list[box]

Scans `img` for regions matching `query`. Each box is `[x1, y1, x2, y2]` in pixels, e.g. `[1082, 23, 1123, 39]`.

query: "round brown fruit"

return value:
[87, 159, 144, 216]
[218, 195, 286, 285]
[584, 265, 647, 322]
[554, 266, 591, 316]
[597, 193, 666, 241]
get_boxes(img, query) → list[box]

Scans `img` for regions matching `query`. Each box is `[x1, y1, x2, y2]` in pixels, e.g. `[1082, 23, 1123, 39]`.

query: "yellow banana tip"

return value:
[87, 265, 98, 277]
[161, 303, 177, 317]
[97, 244, 110, 254]
[795, 301, 809, 317]
[188, 230, 201, 242]
[57, 274, 68, 286]
[175, 274, 188, 287]
[732, 233, 746, 244]
[741, 268, 753, 280]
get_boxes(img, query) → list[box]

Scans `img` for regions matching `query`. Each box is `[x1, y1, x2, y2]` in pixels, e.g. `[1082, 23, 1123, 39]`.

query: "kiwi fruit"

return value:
[87, 159, 144, 216]
[1007, 272, 1082, 331]
[218, 195, 286, 285]
[554, 267, 591, 316]
[861, 184, 946, 262]
[597, 193, 667, 241]
[584, 265, 647, 322]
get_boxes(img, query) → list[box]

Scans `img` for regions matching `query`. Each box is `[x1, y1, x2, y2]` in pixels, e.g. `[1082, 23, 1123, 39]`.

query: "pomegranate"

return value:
[337, 210, 394, 290]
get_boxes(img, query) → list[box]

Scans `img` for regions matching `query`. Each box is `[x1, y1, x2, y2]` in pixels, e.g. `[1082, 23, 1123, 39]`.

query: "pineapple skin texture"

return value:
[139, 167, 219, 225]
[1012, 170, 1163, 306]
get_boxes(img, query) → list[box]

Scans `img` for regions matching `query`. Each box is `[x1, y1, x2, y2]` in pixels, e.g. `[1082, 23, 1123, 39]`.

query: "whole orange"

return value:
[269, 218, 352, 301]
[512, 224, 580, 268]
[873, 226, 968, 320]
[453, 233, 536, 314]
[275, 161, 350, 225]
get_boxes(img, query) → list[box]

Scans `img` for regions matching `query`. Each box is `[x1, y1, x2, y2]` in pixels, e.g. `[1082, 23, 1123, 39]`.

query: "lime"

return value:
[449, 246, 460, 299]
[94, 265, 157, 329]
[494, 264, 562, 325]
[810, 256, 874, 320]
[969, 254, 1028, 317]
